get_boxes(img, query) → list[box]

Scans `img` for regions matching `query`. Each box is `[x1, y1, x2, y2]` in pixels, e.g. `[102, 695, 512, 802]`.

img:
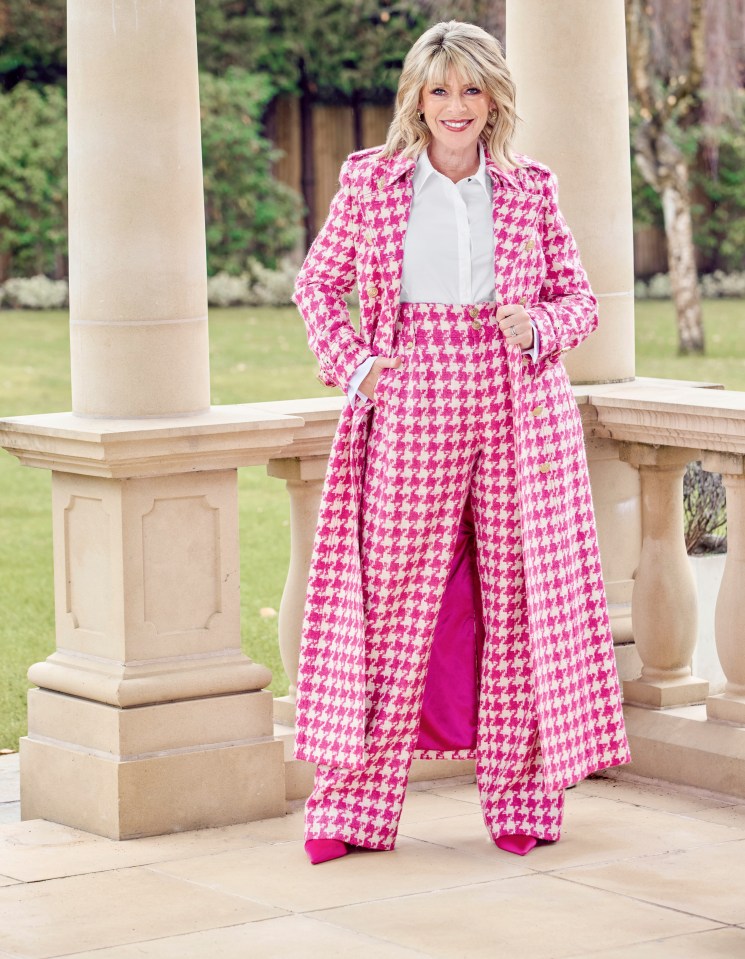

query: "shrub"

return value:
[684, 461, 727, 554]
[199, 69, 303, 276]
[0, 83, 67, 279]
[3, 275, 68, 309]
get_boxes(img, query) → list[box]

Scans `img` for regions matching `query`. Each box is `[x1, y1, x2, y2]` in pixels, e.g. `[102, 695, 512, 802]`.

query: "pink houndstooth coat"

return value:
[293, 146, 630, 793]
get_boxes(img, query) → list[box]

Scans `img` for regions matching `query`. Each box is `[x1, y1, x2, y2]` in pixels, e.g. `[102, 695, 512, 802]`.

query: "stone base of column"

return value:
[273, 695, 297, 727]
[706, 691, 745, 725]
[618, 703, 745, 800]
[21, 688, 284, 840]
[623, 675, 709, 709]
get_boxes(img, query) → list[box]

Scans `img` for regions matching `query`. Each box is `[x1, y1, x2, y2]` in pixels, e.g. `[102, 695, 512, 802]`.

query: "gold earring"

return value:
[489, 110, 497, 121]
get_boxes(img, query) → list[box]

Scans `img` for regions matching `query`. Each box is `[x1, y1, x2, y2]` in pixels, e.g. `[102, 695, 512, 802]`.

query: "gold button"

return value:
[365, 229, 374, 243]
[538, 462, 553, 473]
[405, 339, 415, 350]
[525, 239, 535, 251]
[468, 306, 479, 319]
[471, 320, 482, 331]
[519, 296, 527, 306]
[377, 176, 386, 189]
[530, 404, 545, 417]
[366, 283, 379, 298]
[522, 356, 531, 367]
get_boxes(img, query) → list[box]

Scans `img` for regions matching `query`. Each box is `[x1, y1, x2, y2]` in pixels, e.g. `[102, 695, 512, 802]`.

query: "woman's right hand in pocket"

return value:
[360, 355, 402, 401]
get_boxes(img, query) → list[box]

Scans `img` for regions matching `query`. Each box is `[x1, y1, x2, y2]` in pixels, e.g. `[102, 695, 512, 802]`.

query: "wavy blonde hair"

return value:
[383, 21, 519, 170]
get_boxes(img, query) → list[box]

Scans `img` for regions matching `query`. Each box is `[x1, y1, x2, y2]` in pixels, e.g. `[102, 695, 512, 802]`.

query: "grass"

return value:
[1, 298, 744, 750]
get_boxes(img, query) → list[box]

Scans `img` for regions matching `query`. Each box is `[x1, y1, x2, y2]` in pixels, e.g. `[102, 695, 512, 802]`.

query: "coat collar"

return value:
[379, 144, 523, 193]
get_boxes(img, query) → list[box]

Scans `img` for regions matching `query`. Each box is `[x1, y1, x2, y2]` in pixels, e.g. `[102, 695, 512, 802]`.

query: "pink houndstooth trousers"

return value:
[305, 301, 565, 849]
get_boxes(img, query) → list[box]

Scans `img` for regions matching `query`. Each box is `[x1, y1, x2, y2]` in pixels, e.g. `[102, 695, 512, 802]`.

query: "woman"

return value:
[293, 20, 630, 865]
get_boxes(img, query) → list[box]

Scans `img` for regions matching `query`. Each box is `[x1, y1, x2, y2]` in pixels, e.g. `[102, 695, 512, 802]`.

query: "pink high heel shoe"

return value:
[495, 834, 539, 856]
[304, 838, 349, 865]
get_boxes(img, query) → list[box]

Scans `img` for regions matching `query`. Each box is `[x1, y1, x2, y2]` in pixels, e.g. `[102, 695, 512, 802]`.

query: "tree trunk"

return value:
[298, 60, 316, 250]
[634, 124, 705, 355]
[661, 171, 704, 355]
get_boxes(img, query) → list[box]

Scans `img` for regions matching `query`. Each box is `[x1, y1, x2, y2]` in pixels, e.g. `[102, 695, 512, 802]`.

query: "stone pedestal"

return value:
[1, 407, 302, 838]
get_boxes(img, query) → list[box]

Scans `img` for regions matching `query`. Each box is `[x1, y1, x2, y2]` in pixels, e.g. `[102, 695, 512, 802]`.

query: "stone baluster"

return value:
[621, 444, 709, 707]
[267, 456, 328, 725]
[702, 454, 745, 724]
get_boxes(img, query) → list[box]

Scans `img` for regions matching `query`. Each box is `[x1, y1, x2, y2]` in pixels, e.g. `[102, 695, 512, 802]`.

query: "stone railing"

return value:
[261, 378, 745, 800]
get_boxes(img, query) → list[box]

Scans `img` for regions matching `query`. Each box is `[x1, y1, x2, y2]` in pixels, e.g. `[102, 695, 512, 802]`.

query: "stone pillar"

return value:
[68, 0, 209, 417]
[0, 0, 302, 839]
[506, 0, 640, 649]
[506, 0, 635, 384]
[703, 454, 745, 724]
[621, 444, 708, 707]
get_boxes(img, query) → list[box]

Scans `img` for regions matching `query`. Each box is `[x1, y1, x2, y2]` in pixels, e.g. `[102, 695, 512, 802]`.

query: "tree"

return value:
[626, 0, 745, 355]
[0, 0, 66, 90]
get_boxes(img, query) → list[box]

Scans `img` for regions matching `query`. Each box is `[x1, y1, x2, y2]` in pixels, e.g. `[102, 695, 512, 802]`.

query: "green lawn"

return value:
[1, 299, 744, 750]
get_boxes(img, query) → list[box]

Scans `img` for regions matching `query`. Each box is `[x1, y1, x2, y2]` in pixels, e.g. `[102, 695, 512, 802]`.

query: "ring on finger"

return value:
[510, 324, 518, 337]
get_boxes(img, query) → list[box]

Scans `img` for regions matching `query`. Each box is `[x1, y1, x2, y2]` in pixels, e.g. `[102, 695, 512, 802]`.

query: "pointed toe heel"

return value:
[304, 838, 349, 865]
[495, 834, 538, 856]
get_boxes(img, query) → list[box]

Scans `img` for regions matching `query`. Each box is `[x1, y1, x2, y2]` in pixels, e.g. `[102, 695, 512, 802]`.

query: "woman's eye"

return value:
[431, 87, 446, 95]
[466, 87, 481, 95]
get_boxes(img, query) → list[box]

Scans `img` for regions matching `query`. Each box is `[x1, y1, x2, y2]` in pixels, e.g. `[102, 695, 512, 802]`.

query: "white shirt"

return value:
[348, 147, 538, 402]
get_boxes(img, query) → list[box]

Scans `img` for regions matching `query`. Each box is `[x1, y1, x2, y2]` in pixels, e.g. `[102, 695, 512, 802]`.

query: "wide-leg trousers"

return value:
[304, 302, 565, 850]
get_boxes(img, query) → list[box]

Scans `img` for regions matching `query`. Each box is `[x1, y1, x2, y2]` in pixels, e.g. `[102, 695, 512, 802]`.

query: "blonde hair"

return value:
[383, 21, 519, 170]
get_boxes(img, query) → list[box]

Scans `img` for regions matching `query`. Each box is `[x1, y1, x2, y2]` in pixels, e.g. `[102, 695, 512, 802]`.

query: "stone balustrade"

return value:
[263, 378, 745, 800]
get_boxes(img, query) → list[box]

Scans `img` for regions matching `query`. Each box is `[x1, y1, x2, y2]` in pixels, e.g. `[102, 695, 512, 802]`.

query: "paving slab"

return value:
[0, 818, 267, 883]
[0, 866, 285, 959]
[56, 914, 429, 959]
[313, 873, 720, 959]
[147, 833, 530, 913]
[574, 926, 745, 959]
[555, 839, 745, 925]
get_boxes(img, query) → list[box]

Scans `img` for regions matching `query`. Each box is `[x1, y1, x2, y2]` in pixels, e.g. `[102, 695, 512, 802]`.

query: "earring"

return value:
[489, 110, 498, 121]
[417, 110, 424, 121]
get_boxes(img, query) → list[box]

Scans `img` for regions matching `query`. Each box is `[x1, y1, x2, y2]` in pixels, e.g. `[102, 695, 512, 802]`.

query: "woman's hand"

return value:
[497, 304, 534, 351]
[359, 355, 403, 401]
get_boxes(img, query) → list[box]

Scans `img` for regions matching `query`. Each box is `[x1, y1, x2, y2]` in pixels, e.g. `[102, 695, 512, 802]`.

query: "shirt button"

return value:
[377, 176, 386, 189]
[471, 320, 482, 331]
[405, 339, 415, 350]
[538, 462, 553, 473]
[468, 306, 479, 319]
[519, 296, 527, 306]
[366, 283, 379, 298]
[531, 404, 545, 417]
[365, 229, 374, 243]
[525, 239, 535, 251]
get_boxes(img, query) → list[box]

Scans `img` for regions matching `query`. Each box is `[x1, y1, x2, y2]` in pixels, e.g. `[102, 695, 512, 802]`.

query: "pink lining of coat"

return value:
[416, 498, 485, 751]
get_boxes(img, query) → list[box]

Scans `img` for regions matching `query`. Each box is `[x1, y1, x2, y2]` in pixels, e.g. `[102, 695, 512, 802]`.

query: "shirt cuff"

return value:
[523, 324, 540, 363]
[347, 355, 375, 406]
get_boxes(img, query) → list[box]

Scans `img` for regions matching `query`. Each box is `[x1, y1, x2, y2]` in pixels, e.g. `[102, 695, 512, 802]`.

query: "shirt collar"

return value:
[412, 143, 490, 195]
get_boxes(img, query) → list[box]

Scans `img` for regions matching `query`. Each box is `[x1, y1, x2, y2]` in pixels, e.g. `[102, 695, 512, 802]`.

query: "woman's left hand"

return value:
[497, 304, 534, 351]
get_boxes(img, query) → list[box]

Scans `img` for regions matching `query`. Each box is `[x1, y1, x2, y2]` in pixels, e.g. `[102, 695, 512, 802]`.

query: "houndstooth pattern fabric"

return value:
[293, 147, 630, 795]
[304, 304, 565, 849]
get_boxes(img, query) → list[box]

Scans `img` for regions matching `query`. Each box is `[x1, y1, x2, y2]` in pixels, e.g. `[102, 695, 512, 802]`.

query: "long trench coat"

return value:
[292, 145, 631, 794]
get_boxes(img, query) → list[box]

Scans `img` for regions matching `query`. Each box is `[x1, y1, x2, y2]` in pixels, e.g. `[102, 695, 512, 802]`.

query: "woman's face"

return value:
[418, 67, 494, 156]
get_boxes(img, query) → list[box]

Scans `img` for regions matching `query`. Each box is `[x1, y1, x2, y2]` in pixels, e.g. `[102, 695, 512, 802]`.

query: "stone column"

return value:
[0, 0, 300, 839]
[506, 0, 635, 384]
[506, 0, 640, 650]
[703, 454, 745, 724]
[621, 444, 708, 707]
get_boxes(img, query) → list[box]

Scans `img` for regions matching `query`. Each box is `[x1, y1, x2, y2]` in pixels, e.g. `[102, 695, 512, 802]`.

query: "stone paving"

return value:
[1, 753, 745, 958]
